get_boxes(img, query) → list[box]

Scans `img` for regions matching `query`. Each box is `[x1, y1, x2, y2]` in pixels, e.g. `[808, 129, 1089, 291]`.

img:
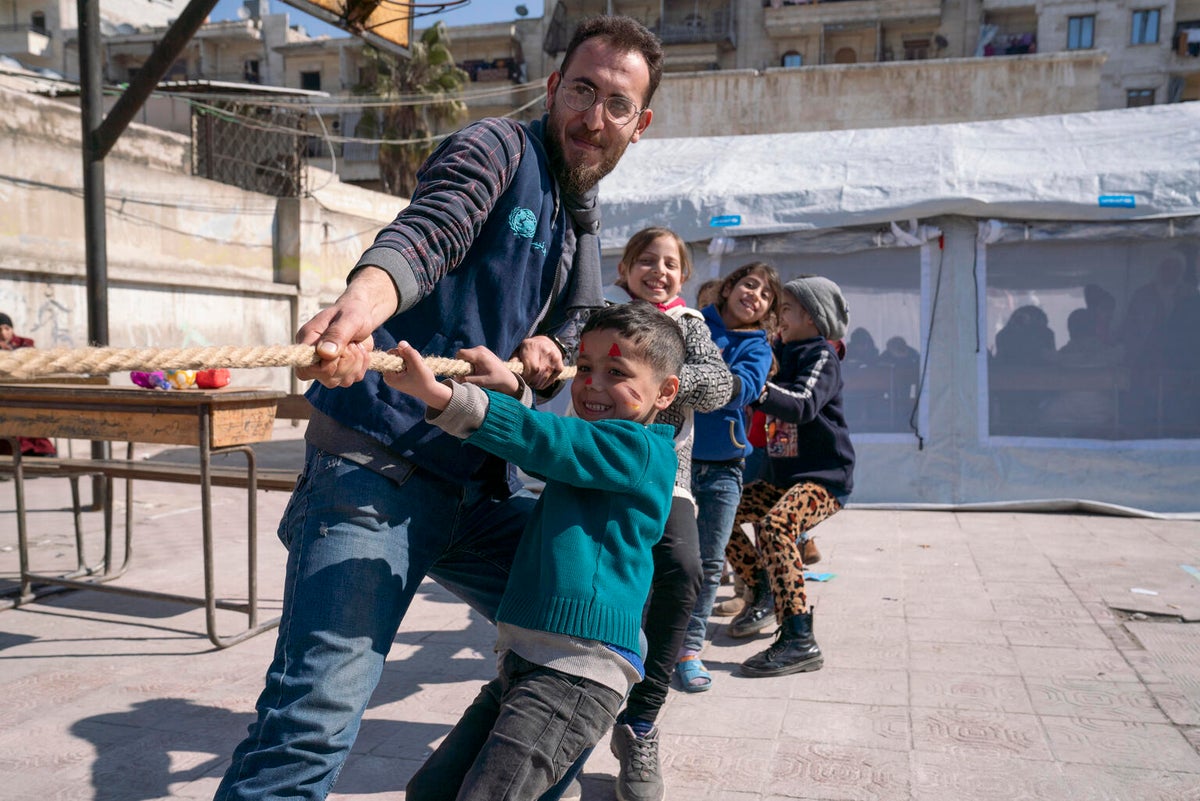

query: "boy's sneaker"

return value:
[610, 723, 664, 801]
[802, 537, 822, 565]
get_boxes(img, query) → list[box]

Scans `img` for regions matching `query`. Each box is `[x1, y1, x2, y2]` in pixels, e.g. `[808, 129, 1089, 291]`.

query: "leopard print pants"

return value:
[725, 480, 841, 620]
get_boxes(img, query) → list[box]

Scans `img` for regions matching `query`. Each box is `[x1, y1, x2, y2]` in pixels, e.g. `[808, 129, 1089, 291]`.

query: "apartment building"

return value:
[5, 0, 1194, 186]
[1, 0, 191, 79]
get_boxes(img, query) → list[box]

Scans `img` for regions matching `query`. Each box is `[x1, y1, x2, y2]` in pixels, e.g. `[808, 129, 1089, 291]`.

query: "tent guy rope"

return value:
[0, 344, 576, 381]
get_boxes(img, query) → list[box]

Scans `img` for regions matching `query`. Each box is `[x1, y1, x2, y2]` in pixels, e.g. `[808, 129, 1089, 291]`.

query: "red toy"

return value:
[195, 369, 231, 389]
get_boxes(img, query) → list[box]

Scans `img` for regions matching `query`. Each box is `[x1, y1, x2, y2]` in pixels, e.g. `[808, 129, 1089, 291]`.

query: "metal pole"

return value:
[78, 0, 107, 348]
[77, 0, 111, 492]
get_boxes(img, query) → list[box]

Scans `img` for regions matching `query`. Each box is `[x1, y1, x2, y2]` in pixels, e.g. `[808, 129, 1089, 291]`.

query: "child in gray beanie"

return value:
[783, 276, 850, 342]
[724, 274, 855, 677]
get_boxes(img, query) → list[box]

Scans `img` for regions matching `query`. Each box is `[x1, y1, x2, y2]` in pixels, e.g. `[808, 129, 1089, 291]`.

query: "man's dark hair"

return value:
[559, 15, 665, 107]
[582, 300, 685, 380]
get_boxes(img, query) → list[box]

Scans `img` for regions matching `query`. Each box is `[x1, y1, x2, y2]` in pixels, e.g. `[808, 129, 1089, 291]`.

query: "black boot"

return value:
[740, 610, 823, 677]
[727, 572, 775, 638]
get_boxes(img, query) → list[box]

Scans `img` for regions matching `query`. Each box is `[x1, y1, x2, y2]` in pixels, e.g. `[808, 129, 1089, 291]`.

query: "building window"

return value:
[1067, 15, 1095, 49]
[782, 50, 802, 68]
[904, 38, 931, 60]
[1126, 88, 1155, 106]
[244, 59, 260, 84]
[1131, 9, 1160, 45]
[30, 11, 47, 34]
[300, 70, 321, 91]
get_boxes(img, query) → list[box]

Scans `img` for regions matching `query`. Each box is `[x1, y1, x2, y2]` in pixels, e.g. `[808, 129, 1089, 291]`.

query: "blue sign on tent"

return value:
[710, 214, 742, 227]
[1098, 194, 1136, 208]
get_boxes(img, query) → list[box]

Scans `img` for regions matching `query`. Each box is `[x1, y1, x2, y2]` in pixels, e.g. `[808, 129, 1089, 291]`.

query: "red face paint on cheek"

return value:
[584, 376, 592, 385]
[608, 343, 622, 357]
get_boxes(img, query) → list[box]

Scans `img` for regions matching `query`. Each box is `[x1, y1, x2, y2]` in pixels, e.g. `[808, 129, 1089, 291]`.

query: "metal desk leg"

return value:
[198, 413, 280, 648]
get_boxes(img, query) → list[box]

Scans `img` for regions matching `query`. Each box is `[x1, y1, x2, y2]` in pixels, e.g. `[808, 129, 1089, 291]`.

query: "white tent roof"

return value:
[599, 103, 1200, 248]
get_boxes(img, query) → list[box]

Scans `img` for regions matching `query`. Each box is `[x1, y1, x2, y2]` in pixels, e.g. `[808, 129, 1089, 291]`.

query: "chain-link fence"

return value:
[191, 102, 305, 197]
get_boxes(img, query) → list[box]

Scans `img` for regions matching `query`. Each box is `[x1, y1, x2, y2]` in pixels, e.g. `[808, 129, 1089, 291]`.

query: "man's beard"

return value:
[545, 121, 628, 198]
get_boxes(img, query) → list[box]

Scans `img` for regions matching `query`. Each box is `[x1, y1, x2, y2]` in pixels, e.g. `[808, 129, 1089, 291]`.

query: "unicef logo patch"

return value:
[508, 207, 538, 239]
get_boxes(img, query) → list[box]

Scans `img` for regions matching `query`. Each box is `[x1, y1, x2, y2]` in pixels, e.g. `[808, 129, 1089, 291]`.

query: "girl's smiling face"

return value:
[618, 234, 685, 305]
[721, 270, 775, 330]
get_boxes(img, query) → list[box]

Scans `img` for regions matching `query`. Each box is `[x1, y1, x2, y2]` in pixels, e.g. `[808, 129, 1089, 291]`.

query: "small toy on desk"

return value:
[195, 368, 231, 389]
[166, 369, 196, 389]
[130, 370, 170, 390]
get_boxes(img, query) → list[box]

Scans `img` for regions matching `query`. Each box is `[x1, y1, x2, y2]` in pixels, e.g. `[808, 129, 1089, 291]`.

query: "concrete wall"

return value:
[643, 50, 1106, 137]
[0, 86, 401, 392]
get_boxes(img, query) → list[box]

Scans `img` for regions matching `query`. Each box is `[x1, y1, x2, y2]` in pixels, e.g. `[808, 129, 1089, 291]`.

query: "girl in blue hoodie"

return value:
[675, 261, 782, 692]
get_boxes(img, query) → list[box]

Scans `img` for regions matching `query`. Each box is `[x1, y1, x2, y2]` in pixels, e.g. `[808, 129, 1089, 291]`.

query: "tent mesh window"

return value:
[986, 234, 1200, 441]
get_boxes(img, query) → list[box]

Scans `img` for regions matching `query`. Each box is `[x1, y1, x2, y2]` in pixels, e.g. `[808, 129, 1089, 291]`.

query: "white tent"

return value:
[598, 104, 1200, 516]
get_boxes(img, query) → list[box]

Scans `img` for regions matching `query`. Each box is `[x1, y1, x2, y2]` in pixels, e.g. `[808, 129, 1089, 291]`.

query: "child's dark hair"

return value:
[582, 301, 686, 379]
[716, 261, 782, 331]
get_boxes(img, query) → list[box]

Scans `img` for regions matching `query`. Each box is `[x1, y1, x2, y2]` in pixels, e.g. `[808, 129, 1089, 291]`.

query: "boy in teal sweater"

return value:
[384, 301, 685, 801]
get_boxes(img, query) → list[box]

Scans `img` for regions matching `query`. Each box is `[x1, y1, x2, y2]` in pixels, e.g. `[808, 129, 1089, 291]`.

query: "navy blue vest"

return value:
[307, 120, 566, 483]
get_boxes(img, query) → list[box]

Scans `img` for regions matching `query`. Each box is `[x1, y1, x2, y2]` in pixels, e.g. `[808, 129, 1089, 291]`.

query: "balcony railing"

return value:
[0, 24, 52, 59]
[764, 0, 942, 30]
[544, 1, 736, 53]
[657, 7, 736, 47]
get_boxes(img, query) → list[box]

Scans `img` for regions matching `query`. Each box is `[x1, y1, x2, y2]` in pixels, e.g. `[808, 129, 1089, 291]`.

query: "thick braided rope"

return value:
[0, 344, 576, 381]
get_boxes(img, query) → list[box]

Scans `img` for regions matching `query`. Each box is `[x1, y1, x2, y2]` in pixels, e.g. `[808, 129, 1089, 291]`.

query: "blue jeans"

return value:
[406, 652, 622, 801]
[215, 447, 535, 801]
[681, 460, 744, 655]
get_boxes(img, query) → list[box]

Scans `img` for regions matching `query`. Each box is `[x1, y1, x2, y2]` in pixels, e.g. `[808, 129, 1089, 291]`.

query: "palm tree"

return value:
[356, 22, 469, 197]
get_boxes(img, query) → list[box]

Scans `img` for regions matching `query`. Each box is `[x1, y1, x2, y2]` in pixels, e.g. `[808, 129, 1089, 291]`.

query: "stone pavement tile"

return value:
[1011, 644, 1141, 682]
[911, 708, 1054, 760]
[1119, 647, 1176, 685]
[900, 564, 986, 586]
[991, 595, 1095, 622]
[326, 752, 424, 799]
[822, 635, 907, 671]
[787, 667, 908, 707]
[907, 640, 1021, 676]
[780, 700, 911, 752]
[1125, 621, 1200, 680]
[656, 733, 779, 797]
[1058, 763, 1200, 801]
[1040, 716, 1200, 772]
[1146, 681, 1200, 726]
[909, 671, 1034, 714]
[1184, 725, 1200, 751]
[903, 593, 997, 620]
[1001, 619, 1120, 649]
[820, 622, 908, 667]
[901, 584, 993, 610]
[974, 560, 1065, 585]
[1026, 677, 1170, 723]
[767, 740, 910, 801]
[816, 575, 907, 608]
[906, 616, 1008, 645]
[983, 574, 1086, 596]
[661, 694, 789, 739]
[911, 751, 1071, 800]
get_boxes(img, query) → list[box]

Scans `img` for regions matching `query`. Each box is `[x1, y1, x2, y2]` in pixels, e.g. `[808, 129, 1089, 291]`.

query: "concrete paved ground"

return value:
[2, 426, 1199, 800]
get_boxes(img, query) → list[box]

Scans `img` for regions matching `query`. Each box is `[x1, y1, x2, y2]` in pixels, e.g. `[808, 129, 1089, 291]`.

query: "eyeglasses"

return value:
[557, 81, 643, 126]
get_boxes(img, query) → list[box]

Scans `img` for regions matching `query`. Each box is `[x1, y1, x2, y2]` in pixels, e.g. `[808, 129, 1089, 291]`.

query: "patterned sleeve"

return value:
[670, 314, 735, 414]
[352, 118, 526, 313]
